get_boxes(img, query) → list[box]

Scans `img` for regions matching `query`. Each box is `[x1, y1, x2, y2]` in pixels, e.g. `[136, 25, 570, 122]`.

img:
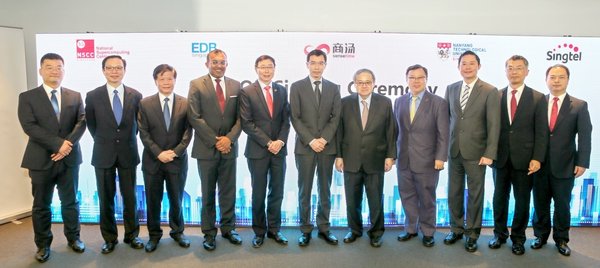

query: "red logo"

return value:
[304, 44, 331, 55]
[76, 39, 95, 59]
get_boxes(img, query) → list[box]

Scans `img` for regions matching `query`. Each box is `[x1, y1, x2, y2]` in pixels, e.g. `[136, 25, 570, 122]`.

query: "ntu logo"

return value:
[546, 43, 582, 63]
[76, 39, 95, 59]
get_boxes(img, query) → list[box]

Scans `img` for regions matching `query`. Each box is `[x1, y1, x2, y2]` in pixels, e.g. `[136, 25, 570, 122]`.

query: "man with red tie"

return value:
[240, 55, 291, 248]
[531, 64, 592, 257]
[489, 55, 548, 255]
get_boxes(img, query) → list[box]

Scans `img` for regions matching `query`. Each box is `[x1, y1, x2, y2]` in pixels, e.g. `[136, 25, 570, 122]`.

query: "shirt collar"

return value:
[463, 78, 478, 89]
[42, 83, 60, 94]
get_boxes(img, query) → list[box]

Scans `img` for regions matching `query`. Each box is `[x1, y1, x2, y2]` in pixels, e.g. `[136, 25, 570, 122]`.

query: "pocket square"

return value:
[230, 95, 238, 98]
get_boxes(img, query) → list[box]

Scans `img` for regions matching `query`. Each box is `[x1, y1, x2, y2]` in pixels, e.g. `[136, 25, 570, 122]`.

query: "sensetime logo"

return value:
[76, 39, 95, 59]
[191, 42, 217, 57]
[304, 43, 355, 58]
[546, 43, 582, 63]
[304, 44, 331, 54]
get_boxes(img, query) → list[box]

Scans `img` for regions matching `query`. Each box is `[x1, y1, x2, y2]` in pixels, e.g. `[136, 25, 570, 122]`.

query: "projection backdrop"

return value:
[35, 32, 600, 227]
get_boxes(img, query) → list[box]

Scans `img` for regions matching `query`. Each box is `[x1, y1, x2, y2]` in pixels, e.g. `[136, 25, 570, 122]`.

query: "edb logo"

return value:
[191, 42, 217, 53]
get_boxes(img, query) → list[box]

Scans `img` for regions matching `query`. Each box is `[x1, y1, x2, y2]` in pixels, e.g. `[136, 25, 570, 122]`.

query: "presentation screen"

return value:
[36, 32, 600, 226]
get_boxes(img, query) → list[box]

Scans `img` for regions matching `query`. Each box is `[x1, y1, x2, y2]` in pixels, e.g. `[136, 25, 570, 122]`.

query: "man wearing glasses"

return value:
[335, 69, 397, 248]
[85, 55, 144, 254]
[240, 55, 290, 248]
[290, 49, 341, 247]
[188, 49, 242, 251]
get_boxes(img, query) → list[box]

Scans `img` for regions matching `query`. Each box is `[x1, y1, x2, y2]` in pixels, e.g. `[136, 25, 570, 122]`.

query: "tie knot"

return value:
[265, 85, 271, 92]
[113, 89, 119, 94]
[314, 81, 321, 86]
[215, 78, 221, 83]
[465, 84, 470, 90]
[511, 89, 517, 95]
[553, 97, 559, 102]
[164, 97, 169, 102]
[51, 89, 57, 94]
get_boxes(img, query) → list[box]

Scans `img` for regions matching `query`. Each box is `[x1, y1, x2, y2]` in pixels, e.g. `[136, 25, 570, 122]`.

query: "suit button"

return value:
[116, 139, 120, 143]
[509, 131, 513, 134]
[550, 134, 553, 137]
[461, 117, 464, 120]
[116, 128, 120, 132]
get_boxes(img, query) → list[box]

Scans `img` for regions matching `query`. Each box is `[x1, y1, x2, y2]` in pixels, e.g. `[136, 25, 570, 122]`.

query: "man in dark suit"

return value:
[240, 55, 290, 248]
[138, 64, 192, 252]
[290, 49, 341, 246]
[444, 50, 500, 252]
[335, 69, 397, 248]
[85, 55, 144, 254]
[531, 64, 592, 257]
[187, 49, 242, 251]
[18, 53, 86, 262]
[489, 55, 548, 255]
[395, 64, 449, 247]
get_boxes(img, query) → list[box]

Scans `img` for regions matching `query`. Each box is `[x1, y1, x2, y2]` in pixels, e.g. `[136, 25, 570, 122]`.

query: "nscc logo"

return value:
[191, 42, 217, 54]
[76, 39, 95, 59]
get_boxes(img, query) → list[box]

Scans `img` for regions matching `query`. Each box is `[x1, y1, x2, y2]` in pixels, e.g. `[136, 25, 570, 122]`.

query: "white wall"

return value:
[0, 26, 31, 223]
[1, 0, 599, 89]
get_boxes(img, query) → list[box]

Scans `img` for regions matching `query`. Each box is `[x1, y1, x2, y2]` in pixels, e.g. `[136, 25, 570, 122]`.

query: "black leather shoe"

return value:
[68, 239, 85, 253]
[488, 236, 506, 249]
[422, 236, 435, 247]
[318, 231, 338, 245]
[267, 231, 288, 245]
[298, 233, 311, 247]
[443, 232, 463, 245]
[145, 239, 159, 253]
[530, 237, 547, 249]
[124, 237, 144, 249]
[252, 235, 264, 248]
[203, 235, 216, 251]
[35, 247, 50, 263]
[172, 234, 191, 248]
[556, 241, 571, 256]
[101, 240, 118, 254]
[343, 232, 360, 243]
[398, 232, 418, 241]
[370, 235, 383, 248]
[465, 237, 478, 252]
[512, 242, 525, 255]
[222, 230, 242, 245]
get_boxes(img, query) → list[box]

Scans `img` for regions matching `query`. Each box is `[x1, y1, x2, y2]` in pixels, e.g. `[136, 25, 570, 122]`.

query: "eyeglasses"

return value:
[407, 76, 426, 81]
[104, 66, 124, 71]
[210, 60, 227, 66]
[256, 66, 275, 70]
[355, 81, 373, 87]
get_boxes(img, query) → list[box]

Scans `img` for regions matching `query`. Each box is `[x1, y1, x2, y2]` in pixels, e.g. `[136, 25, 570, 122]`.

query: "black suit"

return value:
[533, 94, 592, 243]
[337, 93, 397, 237]
[138, 93, 192, 240]
[18, 86, 86, 248]
[187, 74, 241, 236]
[289, 77, 341, 234]
[492, 86, 547, 244]
[85, 85, 142, 242]
[240, 81, 290, 236]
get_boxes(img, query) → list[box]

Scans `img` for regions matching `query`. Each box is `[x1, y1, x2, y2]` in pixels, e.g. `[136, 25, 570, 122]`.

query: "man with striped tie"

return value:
[443, 50, 500, 253]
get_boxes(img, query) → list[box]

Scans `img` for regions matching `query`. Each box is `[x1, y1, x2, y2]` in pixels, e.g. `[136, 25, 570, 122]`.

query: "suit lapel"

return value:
[36, 86, 60, 126]
[305, 77, 319, 110]
[253, 81, 271, 118]
[272, 84, 282, 119]
[514, 86, 532, 123]
[350, 94, 363, 131]
[554, 94, 571, 130]
[149, 94, 168, 131]
[202, 75, 222, 115]
[452, 84, 462, 115]
[412, 91, 430, 125]
[100, 85, 119, 126]
[401, 94, 411, 128]
[464, 80, 482, 112]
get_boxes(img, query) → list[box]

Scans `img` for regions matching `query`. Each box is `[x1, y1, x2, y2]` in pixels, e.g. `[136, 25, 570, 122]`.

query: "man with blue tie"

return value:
[138, 64, 192, 252]
[18, 53, 86, 262]
[85, 55, 143, 254]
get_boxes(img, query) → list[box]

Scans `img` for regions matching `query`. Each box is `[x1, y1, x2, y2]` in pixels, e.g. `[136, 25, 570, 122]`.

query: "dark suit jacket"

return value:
[337, 93, 397, 174]
[85, 85, 142, 168]
[445, 79, 500, 160]
[290, 77, 341, 155]
[394, 90, 449, 173]
[138, 93, 192, 174]
[546, 94, 592, 178]
[187, 74, 241, 160]
[495, 85, 548, 170]
[18, 86, 86, 170]
[240, 81, 290, 159]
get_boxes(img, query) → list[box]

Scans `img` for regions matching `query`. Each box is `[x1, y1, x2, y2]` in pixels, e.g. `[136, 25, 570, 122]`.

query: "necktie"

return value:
[113, 89, 123, 124]
[314, 81, 321, 106]
[215, 78, 225, 113]
[265, 85, 273, 118]
[361, 100, 369, 130]
[549, 97, 559, 132]
[510, 90, 517, 123]
[410, 96, 417, 123]
[50, 89, 60, 121]
[460, 84, 470, 111]
[163, 97, 171, 130]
